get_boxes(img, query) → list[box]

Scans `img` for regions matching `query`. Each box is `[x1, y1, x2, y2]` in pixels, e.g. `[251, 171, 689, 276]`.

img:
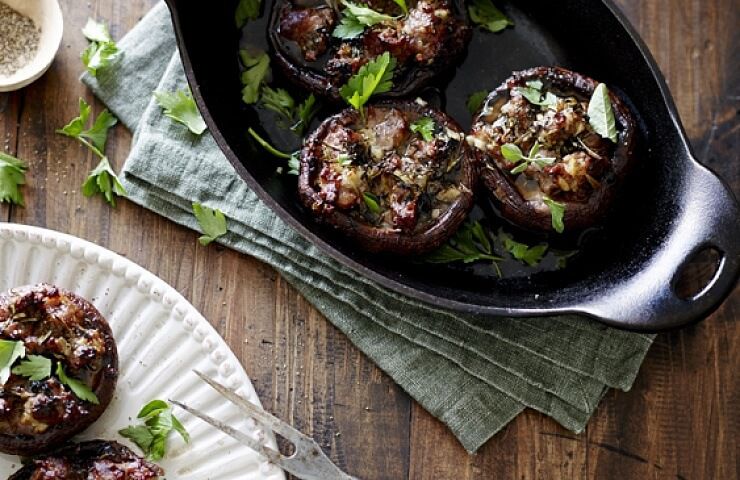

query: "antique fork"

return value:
[171, 370, 359, 480]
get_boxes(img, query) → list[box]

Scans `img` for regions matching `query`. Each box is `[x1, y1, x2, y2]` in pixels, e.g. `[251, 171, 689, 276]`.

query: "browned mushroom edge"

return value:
[9, 440, 163, 479]
[467, 66, 637, 233]
[298, 100, 476, 254]
[0, 284, 118, 456]
[268, 0, 472, 101]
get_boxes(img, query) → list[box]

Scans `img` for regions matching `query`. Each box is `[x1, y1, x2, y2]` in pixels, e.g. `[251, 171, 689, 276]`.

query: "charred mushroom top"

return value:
[270, 0, 471, 101]
[0, 284, 118, 456]
[9, 440, 163, 479]
[467, 66, 637, 233]
[298, 100, 475, 254]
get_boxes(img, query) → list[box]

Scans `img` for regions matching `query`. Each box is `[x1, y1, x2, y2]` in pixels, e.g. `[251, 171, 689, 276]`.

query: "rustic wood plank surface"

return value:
[1, 0, 737, 478]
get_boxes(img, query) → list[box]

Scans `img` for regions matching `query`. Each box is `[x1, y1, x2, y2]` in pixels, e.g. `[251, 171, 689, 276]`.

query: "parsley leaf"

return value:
[410, 117, 435, 141]
[501, 141, 556, 173]
[120, 399, 189, 461]
[0, 340, 25, 385]
[235, 0, 261, 27]
[333, 0, 395, 39]
[466, 90, 488, 115]
[468, 0, 513, 33]
[82, 157, 127, 207]
[56, 363, 99, 404]
[0, 152, 28, 206]
[58, 98, 118, 154]
[81, 19, 119, 76]
[260, 86, 296, 122]
[192, 203, 228, 246]
[293, 94, 320, 135]
[543, 196, 566, 233]
[587, 83, 618, 143]
[339, 52, 396, 119]
[424, 221, 502, 272]
[58, 98, 126, 206]
[12, 355, 51, 381]
[362, 192, 381, 213]
[500, 232, 548, 266]
[240, 50, 271, 105]
[513, 84, 558, 108]
[154, 89, 207, 135]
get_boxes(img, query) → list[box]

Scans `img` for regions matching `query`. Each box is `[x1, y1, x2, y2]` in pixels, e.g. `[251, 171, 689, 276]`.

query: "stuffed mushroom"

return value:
[467, 66, 637, 233]
[298, 100, 476, 254]
[269, 0, 471, 101]
[0, 284, 118, 455]
[9, 440, 163, 479]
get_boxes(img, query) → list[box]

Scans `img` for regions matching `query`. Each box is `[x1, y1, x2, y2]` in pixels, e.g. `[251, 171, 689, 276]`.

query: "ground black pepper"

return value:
[0, 2, 41, 77]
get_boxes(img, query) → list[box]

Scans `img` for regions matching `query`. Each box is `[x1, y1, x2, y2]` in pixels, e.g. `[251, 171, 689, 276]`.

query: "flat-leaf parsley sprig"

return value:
[119, 399, 190, 461]
[468, 0, 513, 33]
[247, 128, 300, 175]
[192, 203, 228, 246]
[339, 52, 396, 122]
[424, 221, 503, 276]
[333, 0, 395, 39]
[81, 18, 120, 76]
[0, 151, 28, 206]
[154, 88, 207, 135]
[57, 98, 127, 207]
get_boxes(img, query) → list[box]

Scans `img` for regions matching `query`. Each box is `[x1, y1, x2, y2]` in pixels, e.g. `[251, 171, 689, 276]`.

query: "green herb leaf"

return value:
[543, 196, 566, 233]
[392, 0, 408, 15]
[81, 19, 118, 76]
[514, 86, 558, 108]
[526, 79, 543, 90]
[82, 19, 112, 43]
[12, 355, 51, 381]
[0, 340, 25, 385]
[260, 86, 296, 122]
[0, 152, 28, 206]
[500, 143, 523, 162]
[240, 50, 271, 105]
[333, 0, 394, 39]
[119, 425, 155, 453]
[82, 157, 127, 207]
[424, 221, 502, 267]
[339, 52, 396, 115]
[466, 90, 488, 115]
[192, 203, 228, 246]
[587, 83, 618, 143]
[292, 94, 320, 135]
[58, 98, 118, 154]
[121, 399, 189, 461]
[246, 129, 301, 175]
[287, 153, 300, 175]
[56, 363, 99, 404]
[410, 117, 435, 141]
[468, 0, 513, 33]
[500, 232, 548, 266]
[235, 0, 261, 27]
[154, 89, 207, 135]
[362, 192, 381, 214]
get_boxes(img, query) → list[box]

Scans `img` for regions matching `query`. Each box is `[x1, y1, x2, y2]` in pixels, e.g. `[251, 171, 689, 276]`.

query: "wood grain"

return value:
[0, 0, 736, 479]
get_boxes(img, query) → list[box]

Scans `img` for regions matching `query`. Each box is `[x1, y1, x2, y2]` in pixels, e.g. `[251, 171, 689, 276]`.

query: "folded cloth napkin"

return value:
[83, 2, 655, 452]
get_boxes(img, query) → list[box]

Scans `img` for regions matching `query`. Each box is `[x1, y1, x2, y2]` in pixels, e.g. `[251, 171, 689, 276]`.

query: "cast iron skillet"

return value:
[163, 0, 739, 331]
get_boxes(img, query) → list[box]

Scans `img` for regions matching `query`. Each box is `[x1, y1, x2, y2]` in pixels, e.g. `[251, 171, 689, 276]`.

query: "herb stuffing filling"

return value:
[307, 105, 469, 232]
[275, 0, 470, 95]
[467, 83, 614, 205]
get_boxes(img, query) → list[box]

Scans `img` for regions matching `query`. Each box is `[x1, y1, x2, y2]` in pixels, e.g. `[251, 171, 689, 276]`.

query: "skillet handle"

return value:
[582, 162, 739, 331]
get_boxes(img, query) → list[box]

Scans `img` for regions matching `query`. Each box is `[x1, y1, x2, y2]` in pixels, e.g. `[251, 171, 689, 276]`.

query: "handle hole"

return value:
[276, 433, 297, 458]
[672, 246, 723, 300]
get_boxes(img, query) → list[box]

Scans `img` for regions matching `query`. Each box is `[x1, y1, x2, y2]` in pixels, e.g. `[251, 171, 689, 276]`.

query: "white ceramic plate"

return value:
[0, 223, 285, 480]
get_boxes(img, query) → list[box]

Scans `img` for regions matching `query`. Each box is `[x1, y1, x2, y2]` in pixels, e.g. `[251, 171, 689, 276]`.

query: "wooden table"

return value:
[1, 0, 737, 478]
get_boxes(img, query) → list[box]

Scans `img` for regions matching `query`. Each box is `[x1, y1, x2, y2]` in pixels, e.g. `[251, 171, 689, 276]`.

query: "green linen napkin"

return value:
[83, 2, 654, 452]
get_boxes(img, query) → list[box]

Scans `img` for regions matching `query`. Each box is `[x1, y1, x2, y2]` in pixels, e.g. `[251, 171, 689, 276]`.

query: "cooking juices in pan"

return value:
[241, 0, 639, 280]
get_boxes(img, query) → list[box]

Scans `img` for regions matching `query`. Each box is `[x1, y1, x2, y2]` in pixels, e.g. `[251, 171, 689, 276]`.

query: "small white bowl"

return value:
[0, 0, 63, 92]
